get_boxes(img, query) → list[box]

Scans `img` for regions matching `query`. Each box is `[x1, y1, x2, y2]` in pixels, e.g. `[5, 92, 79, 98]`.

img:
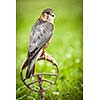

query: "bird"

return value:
[23, 8, 56, 79]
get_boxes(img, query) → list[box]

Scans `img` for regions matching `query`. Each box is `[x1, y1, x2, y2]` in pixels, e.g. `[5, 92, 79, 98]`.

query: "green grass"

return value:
[16, 0, 83, 99]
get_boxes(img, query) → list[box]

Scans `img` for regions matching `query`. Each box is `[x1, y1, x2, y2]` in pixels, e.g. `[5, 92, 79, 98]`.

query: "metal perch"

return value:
[20, 53, 59, 100]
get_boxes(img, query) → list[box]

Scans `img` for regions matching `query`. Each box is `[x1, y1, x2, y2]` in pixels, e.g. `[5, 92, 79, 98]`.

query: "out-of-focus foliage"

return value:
[16, 0, 83, 99]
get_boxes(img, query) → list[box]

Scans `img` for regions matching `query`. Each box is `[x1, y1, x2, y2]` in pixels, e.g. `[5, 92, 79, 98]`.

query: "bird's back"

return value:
[28, 19, 54, 59]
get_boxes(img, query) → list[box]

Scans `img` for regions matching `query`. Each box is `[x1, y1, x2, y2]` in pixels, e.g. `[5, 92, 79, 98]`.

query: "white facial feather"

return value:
[47, 13, 55, 24]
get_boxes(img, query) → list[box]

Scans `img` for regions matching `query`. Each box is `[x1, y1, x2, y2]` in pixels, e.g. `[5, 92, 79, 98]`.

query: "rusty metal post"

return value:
[20, 57, 59, 99]
[38, 75, 45, 100]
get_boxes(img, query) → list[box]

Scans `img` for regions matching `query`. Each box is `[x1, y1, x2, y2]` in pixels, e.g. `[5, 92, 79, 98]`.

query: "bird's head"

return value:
[40, 8, 55, 24]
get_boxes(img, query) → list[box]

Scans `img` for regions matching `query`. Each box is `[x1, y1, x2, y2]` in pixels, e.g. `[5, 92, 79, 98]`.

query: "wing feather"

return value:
[28, 20, 54, 59]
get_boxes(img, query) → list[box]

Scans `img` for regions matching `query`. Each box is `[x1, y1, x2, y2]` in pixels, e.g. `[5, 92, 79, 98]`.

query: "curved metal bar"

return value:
[20, 71, 39, 92]
[20, 71, 58, 92]
[27, 80, 39, 86]
[20, 56, 59, 97]
[42, 79, 54, 85]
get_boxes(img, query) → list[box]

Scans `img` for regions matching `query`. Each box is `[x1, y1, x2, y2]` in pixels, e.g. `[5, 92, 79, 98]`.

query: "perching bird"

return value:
[25, 8, 56, 78]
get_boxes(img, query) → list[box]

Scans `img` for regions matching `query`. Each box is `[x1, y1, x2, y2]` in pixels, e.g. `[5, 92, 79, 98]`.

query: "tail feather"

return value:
[31, 64, 35, 75]
[26, 60, 35, 78]
[26, 48, 42, 78]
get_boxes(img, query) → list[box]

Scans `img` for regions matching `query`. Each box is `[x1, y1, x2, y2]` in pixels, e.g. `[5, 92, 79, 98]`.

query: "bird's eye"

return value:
[46, 12, 50, 14]
[51, 14, 54, 17]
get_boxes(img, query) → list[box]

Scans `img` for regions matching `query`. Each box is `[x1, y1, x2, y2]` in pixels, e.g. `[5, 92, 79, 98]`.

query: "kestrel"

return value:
[22, 8, 58, 79]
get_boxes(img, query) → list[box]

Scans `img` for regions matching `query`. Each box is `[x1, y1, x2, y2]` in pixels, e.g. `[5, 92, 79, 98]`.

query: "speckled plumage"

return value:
[26, 8, 55, 78]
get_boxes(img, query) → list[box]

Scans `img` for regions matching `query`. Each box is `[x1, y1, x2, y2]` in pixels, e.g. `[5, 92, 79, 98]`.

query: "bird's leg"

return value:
[38, 52, 58, 67]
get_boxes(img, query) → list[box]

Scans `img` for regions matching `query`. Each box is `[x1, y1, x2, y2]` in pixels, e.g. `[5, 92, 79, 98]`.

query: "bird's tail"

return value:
[26, 48, 42, 78]
[26, 59, 35, 78]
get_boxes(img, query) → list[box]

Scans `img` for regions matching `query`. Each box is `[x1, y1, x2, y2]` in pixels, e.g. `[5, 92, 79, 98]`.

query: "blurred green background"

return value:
[16, 0, 83, 99]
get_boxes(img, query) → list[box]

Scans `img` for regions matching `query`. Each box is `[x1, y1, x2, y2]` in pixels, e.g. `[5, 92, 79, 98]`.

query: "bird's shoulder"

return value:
[32, 19, 54, 34]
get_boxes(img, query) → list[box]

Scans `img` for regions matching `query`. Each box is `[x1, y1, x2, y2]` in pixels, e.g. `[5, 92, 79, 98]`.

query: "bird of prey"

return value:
[22, 8, 58, 79]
